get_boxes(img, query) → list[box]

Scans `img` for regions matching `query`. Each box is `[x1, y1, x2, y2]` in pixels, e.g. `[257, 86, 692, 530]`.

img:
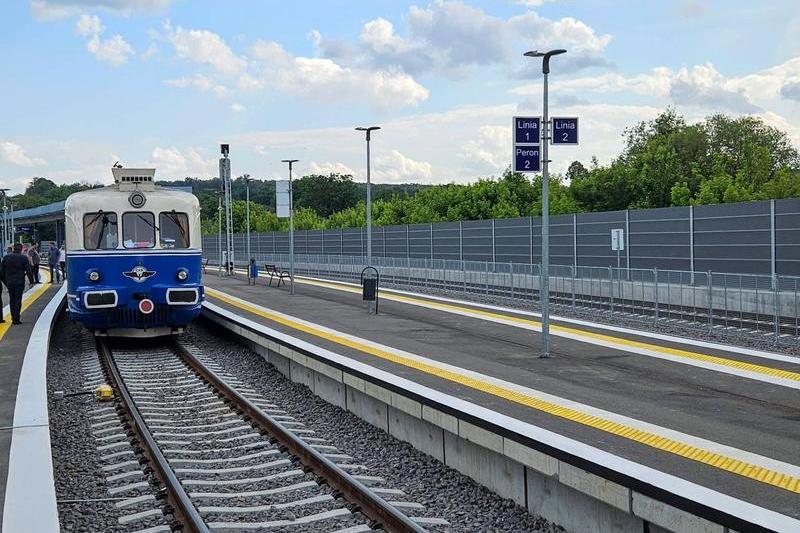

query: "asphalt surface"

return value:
[203, 274, 800, 519]
[0, 280, 59, 526]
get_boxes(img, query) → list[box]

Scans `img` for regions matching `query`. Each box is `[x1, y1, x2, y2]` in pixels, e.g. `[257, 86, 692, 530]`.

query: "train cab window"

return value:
[83, 212, 118, 250]
[122, 212, 156, 249]
[159, 212, 190, 249]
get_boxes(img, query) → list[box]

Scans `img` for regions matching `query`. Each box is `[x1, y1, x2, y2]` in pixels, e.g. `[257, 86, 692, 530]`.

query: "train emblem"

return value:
[123, 265, 157, 282]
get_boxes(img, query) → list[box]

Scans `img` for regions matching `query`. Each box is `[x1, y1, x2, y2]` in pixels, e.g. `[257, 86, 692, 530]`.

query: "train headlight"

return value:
[176, 268, 189, 281]
[88, 270, 101, 282]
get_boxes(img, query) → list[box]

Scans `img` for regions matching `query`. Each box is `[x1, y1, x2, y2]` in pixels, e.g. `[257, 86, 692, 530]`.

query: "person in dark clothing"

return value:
[29, 244, 41, 284]
[0, 243, 35, 324]
[48, 244, 60, 283]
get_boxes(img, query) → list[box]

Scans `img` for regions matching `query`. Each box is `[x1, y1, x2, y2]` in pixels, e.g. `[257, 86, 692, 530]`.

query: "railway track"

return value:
[96, 338, 443, 533]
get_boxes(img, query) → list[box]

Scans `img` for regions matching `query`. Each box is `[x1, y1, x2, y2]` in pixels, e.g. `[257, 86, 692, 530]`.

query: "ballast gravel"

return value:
[183, 322, 566, 533]
[48, 317, 170, 533]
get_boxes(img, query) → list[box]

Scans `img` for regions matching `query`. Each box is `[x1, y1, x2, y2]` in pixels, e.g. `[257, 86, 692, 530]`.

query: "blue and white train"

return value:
[65, 167, 204, 336]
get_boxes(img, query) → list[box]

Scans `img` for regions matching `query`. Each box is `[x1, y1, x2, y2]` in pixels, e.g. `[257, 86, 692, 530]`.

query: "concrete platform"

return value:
[201, 272, 800, 532]
[0, 272, 61, 529]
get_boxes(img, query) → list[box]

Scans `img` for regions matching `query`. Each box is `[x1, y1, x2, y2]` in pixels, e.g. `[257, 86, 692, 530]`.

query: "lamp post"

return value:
[281, 159, 299, 295]
[524, 48, 566, 359]
[244, 174, 252, 281]
[355, 126, 380, 266]
[217, 192, 223, 277]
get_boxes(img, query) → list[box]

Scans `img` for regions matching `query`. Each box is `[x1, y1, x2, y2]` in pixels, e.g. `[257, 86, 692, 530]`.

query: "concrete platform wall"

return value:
[205, 310, 739, 533]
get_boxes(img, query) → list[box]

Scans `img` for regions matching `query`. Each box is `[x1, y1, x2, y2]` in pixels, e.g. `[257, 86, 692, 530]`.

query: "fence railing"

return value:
[207, 252, 800, 345]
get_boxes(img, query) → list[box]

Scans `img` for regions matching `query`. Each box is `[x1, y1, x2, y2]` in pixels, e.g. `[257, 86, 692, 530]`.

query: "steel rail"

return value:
[172, 340, 428, 533]
[96, 339, 211, 533]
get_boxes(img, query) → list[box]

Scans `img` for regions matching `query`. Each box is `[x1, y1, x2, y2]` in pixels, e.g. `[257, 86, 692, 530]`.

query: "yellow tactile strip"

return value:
[0, 269, 51, 342]
[205, 286, 800, 494]
[296, 277, 800, 384]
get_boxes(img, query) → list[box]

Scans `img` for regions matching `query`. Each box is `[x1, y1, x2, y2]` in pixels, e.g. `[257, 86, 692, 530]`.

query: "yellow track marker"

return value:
[0, 268, 52, 343]
[296, 277, 800, 384]
[205, 286, 800, 494]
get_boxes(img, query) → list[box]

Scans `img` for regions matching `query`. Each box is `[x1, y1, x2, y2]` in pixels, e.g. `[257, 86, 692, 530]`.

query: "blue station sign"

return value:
[514, 145, 541, 172]
[513, 116, 541, 144]
[551, 117, 579, 145]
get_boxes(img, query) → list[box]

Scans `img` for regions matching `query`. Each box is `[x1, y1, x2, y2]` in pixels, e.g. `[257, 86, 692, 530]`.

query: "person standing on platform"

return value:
[0, 270, 4, 324]
[0, 243, 35, 325]
[29, 244, 41, 284]
[48, 244, 60, 283]
[58, 244, 66, 281]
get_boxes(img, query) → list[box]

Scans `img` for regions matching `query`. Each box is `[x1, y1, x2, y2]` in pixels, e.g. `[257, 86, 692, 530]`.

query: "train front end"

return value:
[65, 168, 204, 337]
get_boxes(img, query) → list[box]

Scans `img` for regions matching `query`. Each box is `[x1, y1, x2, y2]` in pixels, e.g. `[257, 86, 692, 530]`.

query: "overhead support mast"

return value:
[220, 144, 234, 275]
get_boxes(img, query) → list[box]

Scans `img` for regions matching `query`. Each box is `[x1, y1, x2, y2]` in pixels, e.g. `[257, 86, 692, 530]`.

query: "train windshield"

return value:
[83, 212, 118, 250]
[159, 212, 190, 249]
[122, 212, 156, 249]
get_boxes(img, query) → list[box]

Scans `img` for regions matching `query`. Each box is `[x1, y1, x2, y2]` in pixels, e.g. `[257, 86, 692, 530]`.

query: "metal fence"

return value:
[203, 198, 800, 278]
[210, 253, 800, 345]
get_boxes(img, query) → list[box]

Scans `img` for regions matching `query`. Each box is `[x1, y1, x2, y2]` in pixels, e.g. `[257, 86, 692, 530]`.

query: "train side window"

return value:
[159, 212, 190, 249]
[83, 212, 118, 250]
[122, 212, 156, 249]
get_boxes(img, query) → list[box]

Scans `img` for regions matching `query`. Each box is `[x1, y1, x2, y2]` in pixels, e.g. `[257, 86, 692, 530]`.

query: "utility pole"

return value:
[524, 48, 566, 359]
[244, 174, 252, 281]
[281, 159, 299, 295]
[220, 144, 234, 275]
[355, 126, 380, 266]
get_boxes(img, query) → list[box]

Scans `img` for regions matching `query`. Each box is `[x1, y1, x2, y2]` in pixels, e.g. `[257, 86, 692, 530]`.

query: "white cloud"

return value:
[0, 141, 46, 166]
[73, 13, 134, 66]
[230, 102, 245, 113]
[314, 1, 612, 76]
[375, 150, 433, 183]
[165, 74, 230, 98]
[308, 161, 355, 176]
[246, 39, 429, 109]
[87, 33, 134, 66]
[32, 0, 172, 19]
[148, 146, 216, 178]
[460, 125, 510, 173]
[169, 26, 247, 75]
[75, 13, 103, 36]
[513, 63, 760, 113]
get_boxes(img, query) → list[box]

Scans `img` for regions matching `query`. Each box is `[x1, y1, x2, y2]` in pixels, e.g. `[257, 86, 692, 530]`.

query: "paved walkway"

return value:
[0, 272, 58, 526]
[203, 273, 800, 519]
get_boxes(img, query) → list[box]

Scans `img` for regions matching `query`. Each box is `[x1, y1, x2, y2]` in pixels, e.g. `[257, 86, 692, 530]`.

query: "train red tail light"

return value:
[138, 299, 154, 315]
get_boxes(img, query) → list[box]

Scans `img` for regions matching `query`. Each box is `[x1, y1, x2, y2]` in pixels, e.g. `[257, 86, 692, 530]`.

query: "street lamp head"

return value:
[524, 48, 567, 74]
[356, 125, 381, 141]
[281, 159, 299, 165]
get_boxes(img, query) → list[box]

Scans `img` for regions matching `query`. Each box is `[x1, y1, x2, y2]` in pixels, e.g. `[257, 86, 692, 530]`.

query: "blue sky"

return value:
[2, 0, 799, 194]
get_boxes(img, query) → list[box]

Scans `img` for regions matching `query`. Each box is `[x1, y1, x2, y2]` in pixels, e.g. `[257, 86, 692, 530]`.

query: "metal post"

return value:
[521, 48, 566, 359]
[245, 175, 251, 281]
[356, 126, 380, 267]
[689, 205, 695, 284]
[459, 221, 464, 262]
[217, 195, 222, 277]
[491, 218, 496, 263]
[625, 209, 630, 275]
[770, 200, 776, 289]
[289, 165, 295, 295]
[540, 65, 551, 358]
[707, 270, 713, 334]
[573, 213, 577, 270]
[773, 274, 780, 345]
[608, 266, 614, 315]
[654, 267, 659, 324]
[281, 159, 299, 295]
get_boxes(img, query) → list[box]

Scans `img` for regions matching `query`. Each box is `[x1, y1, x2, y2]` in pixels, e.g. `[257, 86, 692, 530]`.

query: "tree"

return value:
[293, 174, 359, 217]
[670, 182, 692, 206]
